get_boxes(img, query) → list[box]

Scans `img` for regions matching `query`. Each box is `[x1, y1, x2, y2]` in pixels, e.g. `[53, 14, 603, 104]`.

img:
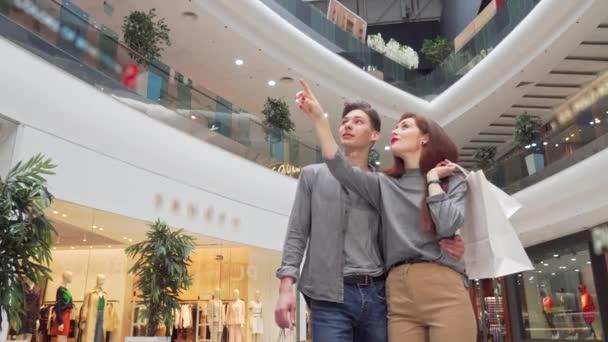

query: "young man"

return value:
[275, 101, 464, 342]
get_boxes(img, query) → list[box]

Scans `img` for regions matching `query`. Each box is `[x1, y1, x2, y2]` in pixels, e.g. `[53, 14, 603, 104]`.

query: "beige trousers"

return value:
[386, 262, 477, 342]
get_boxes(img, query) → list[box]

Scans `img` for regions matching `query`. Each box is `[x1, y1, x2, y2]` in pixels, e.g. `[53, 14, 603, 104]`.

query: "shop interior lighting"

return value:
[53, 210, 59, 215]
[553, 254, 559, 257]
[384, 146, 390, 151]
[61, 213, 67, 217]
[571, 258, 576, 261]
[98, 227, 104, 231]
[268, 80, 276, 87]
[234, 59, 244, 66]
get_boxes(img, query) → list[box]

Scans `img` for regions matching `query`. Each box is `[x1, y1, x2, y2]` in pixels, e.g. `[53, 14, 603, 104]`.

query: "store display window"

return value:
[511, 231, 606, 340]
[7, 199, 284, 342]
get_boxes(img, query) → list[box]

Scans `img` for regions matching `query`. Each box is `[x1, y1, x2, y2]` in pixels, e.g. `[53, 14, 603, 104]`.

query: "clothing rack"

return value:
[43, 299, 120, 304]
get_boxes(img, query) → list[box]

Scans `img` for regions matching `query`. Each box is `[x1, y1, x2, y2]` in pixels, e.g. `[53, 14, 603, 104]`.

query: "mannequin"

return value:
[51, 271, 73, 342]
[248, 290, 264, 342]
[578, 284, 596, 339]
[209, 288, 225, 342]
[16, 277, 41, 342]
[80, 274, 108, 342]
[226, 289, 245, 342]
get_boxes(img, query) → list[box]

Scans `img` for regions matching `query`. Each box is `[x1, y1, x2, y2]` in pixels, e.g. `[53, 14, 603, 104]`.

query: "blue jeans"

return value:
[309, 277, 387, 342]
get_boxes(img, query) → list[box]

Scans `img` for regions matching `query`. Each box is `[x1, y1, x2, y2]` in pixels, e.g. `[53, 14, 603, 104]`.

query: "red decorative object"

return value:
[122, 64, 139, 89]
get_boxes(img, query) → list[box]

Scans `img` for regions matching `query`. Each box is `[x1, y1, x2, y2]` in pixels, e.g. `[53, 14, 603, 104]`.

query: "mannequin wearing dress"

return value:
[80, 274, 108, 342]
[248, 290, 264, 342]
[226, 289, 245, 342]
[51, 271, 73, 342]
[209, 288, 225, 342]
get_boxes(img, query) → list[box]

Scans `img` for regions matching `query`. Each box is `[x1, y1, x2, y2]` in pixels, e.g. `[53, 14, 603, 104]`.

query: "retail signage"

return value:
[271, 163, 301, 177]
[591, 225, 608, 256]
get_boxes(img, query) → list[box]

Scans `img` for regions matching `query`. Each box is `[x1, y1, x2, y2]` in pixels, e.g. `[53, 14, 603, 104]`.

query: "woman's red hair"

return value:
[383, 112, 459, 234]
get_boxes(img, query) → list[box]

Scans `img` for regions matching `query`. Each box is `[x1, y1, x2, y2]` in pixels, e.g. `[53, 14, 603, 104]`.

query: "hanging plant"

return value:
[421, 36, 453, 66]
[0, 155, 56, 334]
[262, 97, 295, 141]
[125, 220, 195, 336]
[122, 8, 171, 64]
[514, 113, 542, 147]
[473, 146, 497, 169]
[368, 149, 380, 167]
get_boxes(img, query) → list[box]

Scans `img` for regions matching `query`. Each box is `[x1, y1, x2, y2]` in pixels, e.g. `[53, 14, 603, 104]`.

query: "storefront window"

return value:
[514, 239, 604, 340]
[14, 199, 285, 342]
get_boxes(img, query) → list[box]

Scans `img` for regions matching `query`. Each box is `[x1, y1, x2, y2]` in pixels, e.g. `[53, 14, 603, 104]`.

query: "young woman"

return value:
[296, 80, 476, 341]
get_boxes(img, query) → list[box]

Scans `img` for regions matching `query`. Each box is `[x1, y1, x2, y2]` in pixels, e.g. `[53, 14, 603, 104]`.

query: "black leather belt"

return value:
[343, 274, 384, 287]
[389, 259, 432, 273]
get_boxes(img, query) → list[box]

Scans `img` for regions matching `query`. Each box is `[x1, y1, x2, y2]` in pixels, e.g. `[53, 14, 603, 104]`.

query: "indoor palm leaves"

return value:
[262, 97, 295, 142]
[0, 154, 56, 331]
[125, 220, 195, 336]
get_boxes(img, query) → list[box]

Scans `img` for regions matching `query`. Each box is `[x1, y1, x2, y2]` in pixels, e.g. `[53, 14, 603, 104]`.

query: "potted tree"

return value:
[0, 155, 56, 341]
[122, 9, 171, 99]
[514, 113, 544, 175]
[421, 36, 453, 67]
[262, 97, 295, 161]
[125, 220, 195, 341]
[473, 146, 497, 170]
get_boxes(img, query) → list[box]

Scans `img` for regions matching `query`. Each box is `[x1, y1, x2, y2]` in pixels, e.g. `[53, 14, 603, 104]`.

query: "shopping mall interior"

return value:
[0, 0, 607, 341]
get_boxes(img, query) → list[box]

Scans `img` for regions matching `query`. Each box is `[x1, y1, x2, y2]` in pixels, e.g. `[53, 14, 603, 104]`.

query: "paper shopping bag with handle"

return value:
[454, 164, 533, 279]
[277, 328, 295, 342]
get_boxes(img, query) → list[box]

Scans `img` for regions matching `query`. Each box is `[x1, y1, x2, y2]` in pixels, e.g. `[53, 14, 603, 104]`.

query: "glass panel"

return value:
[272, 0, 541, 97]
[0, 0, 318, 176]
[486, 94, 608, 191]
[515, 241, 604, 340]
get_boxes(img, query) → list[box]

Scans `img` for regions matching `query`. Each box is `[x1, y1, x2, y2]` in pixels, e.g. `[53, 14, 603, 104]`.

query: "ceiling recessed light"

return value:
[234, 59, 244, 66]
[323, 113, 329, 118]
[129, 238, 133, 242]
[123, 237, 128, 240]
[268, 80, 276, 87]
[571, 258, 576, 261]
[61, 214, 67, 217]
[191, 115, 196, 120]
[70, 246, 75, 249]
[590, 121, 595, 125]
[92, 225, 97, 229]
[89, 246, 93, 249]
[570, 133, 575, 137]
[82, 239, 87, 242]
[587, 261, 591, 264]
[98, 227, 104, 231]
[53, 210, 59, 215]
[551, 272, 556, 276]
[375, 161, 381, 165]
[543, 142, 548, 146]
[384, 146, 390, 151]
[553, 254, 559, 258]
[555, 144, 559, 147]
[575, 269, 580, 272]
[108, 245, 112, 248]
[565, 137, 570, 141]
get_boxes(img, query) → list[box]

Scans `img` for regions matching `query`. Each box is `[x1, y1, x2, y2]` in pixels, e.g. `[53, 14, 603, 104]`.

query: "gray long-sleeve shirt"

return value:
[326, 150, 467, 274]
[276, 163, 383, 303]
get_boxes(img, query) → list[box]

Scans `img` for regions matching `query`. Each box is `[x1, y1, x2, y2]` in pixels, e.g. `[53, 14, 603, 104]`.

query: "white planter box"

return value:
[125, 337, 171, 342]
[525, 153, 545, 175]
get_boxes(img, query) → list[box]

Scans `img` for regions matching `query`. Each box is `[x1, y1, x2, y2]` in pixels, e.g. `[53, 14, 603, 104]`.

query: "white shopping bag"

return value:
[454, 165, 533, 279]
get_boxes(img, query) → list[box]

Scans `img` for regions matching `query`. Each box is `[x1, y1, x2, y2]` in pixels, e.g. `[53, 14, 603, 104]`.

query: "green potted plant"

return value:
[125, 220, 195, 340]
[122, 9, 171, 97]
[514, 113, 544, 175]
[122, 9, 171, 65]
[421, 36, 453, 66]
[0, 155, 56, 341]
[473, 146, 497, 170]
[368, 149, 380, 167]
[262, 97, 295, 163]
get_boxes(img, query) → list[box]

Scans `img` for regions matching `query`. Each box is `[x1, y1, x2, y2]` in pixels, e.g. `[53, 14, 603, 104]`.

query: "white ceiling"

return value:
[67, 0, 608, 169]
[47, 199, 237, 250]
[70, 0, 397, 165]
